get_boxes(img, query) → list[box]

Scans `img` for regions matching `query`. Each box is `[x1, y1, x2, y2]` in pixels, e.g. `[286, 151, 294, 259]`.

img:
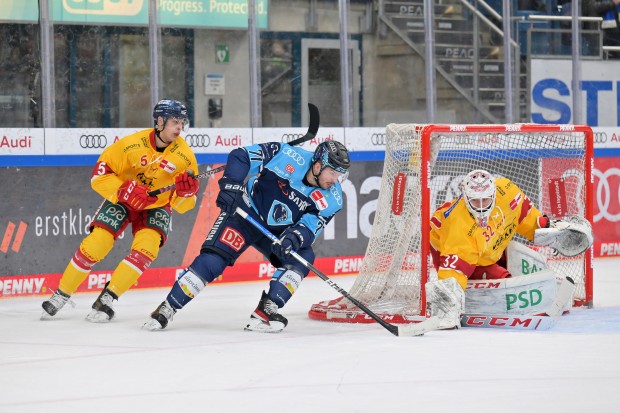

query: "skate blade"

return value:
[85, 309, 112, 323]
[40, 311, 59, 321]
[244, 318, 285, 333]
[142, 319, 165, 331]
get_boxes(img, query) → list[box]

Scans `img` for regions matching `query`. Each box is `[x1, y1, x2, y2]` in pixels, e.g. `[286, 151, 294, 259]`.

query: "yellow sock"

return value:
[58, 228, 115, 295]
[107, 228, 160, 297]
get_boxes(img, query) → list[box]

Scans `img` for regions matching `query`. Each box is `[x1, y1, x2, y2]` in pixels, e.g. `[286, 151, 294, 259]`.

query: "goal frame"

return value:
[309, 124, 594, 324]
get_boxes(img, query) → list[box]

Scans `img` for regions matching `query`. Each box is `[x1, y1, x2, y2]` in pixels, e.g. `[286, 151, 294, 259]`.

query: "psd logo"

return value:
[63, 0, 144, 15]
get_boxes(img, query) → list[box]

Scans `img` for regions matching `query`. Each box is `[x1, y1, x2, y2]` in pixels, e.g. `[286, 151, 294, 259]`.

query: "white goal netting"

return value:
[309, 124, 593, 323]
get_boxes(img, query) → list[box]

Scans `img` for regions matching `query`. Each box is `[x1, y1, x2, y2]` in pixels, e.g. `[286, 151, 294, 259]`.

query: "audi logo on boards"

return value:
[594, 168, 620, 222]
[371, 133, 386, 146]
[281, 133, 305, 145]
[185, 134, 211, 147]
[594, 132, 607, 144]
[80, 134, 107, 149]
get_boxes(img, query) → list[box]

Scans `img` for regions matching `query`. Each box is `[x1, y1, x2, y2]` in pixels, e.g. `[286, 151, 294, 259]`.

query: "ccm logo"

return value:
[220, 227, 245, 252]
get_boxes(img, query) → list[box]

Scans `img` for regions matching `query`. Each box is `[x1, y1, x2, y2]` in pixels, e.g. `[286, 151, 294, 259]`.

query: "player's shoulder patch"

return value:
[312, 183, 343, 216]
[442, 196, 462, 218]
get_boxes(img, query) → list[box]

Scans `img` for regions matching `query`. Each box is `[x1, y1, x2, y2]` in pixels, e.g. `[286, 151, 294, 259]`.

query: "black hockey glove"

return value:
[271, 227, 304, 259]
[216, 177, 245, 213]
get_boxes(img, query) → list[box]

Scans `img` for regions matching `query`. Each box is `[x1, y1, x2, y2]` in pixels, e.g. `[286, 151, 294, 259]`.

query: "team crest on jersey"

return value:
[268, 201, 294, 226]
[159, 159, 176, 173]
[311, 190, 328, 210]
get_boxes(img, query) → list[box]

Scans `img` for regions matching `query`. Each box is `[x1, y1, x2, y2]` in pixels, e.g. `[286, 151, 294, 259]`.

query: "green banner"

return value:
[52, 0, 149, 25]
[51, 0, 268, 28]
[0, 0, 39, 22]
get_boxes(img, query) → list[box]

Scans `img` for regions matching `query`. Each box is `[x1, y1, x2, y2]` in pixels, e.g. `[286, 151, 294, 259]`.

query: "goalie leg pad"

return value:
[426, 277, 465, 330]
[465, 269, 558, 315]
[506, 241, 548, 277]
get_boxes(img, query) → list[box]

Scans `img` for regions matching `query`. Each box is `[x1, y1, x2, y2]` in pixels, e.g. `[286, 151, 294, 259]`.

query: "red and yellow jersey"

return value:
[91, 128, 199, 214]
[429, 177, 543, 288]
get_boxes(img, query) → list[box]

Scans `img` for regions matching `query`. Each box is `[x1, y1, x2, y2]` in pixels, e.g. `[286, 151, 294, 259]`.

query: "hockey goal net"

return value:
[309, 124, 594, 323]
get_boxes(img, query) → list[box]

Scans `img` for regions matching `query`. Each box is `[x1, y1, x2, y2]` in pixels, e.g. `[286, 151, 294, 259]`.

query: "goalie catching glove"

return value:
[534, 215, 593, 257]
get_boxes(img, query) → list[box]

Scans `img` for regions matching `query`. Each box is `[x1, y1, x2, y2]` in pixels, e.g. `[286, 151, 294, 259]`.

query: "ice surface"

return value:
[1, 258, 619, 413]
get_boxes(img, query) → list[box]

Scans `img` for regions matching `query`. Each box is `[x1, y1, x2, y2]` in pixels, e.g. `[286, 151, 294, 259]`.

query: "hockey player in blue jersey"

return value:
[144, 140, 351, 332]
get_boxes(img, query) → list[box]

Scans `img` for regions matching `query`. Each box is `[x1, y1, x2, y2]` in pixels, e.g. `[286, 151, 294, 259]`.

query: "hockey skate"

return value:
[41, 289, 72, 320]
[245, 291, 288, 333]
[86, 282, 118, 323]
[143, 300, 176, 331]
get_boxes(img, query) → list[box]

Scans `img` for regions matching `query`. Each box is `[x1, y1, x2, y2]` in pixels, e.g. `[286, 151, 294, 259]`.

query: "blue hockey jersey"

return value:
[222, 142, 343, 247]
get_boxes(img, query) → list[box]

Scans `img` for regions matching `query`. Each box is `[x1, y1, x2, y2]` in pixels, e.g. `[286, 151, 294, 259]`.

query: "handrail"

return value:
[459, 0, 519, 48]
[528, 15, 602, 22]
[472, 0, 502, 22]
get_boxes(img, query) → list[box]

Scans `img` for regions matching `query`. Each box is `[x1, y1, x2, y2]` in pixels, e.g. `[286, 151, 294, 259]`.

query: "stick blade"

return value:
[397, 317, 441, 337]
[307, 102, 320, 136]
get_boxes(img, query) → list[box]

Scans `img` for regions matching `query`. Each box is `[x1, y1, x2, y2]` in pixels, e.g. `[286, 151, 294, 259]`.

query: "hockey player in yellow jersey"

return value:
[41, 99, 200, 322]
[430, 170, 546, 288]
[426, 169, 593, 330]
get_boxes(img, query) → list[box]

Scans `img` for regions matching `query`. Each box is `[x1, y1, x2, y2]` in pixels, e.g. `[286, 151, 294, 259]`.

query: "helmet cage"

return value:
[461, 170, 496, 227]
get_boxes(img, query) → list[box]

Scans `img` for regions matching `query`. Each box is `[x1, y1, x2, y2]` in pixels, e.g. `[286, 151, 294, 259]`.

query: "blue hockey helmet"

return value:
[153, 99, 189, 132]
[312, 141, 350, 174]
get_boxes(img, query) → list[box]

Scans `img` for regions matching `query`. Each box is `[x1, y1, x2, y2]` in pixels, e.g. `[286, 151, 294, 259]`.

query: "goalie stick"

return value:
[147, 103, 321, 197]
[235, 207, 437, 337]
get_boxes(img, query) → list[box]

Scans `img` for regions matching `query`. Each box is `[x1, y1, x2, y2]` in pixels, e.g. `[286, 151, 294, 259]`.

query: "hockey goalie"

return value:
[427, 169, 593, 329]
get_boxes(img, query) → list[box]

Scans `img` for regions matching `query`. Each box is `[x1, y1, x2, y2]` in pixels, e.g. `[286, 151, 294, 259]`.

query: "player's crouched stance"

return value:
[41, 100, 199, 322]
[144, 141, 351, 332]
[426, 170, 593, 330]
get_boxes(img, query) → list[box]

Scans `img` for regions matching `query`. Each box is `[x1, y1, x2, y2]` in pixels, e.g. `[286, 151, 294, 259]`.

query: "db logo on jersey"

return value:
[285, 164, 295, 173]
[220, 227, 245, 252]
[311, 190, 328, 210]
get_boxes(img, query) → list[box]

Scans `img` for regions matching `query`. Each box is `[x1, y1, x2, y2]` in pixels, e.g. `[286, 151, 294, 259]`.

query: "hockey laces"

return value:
[263, 299, 279, 315]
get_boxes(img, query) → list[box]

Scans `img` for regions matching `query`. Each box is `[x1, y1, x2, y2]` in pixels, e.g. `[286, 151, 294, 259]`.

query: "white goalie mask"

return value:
[461, 169, 496, 228]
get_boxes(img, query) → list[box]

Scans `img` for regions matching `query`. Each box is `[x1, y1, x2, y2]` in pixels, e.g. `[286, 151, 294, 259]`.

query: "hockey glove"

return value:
[175, 171, 200, 198]
[216, 177, 245, 213]
[271, 227, 304, 259]
[117, 180, 157, 211]
[534, 215, 593, 257]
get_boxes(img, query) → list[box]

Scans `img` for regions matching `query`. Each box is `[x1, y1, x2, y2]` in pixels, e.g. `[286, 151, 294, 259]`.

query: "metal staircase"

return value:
[380, 0, 527, 123]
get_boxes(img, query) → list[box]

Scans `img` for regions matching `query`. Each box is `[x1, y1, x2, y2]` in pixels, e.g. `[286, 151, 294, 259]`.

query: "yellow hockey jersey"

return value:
[429, 177, 543, 287]
[90, 128, 199, 214]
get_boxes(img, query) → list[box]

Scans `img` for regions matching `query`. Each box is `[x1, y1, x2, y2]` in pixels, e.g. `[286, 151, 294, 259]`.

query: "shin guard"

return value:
[268, 267, 304, 308]
[167, 268, 206, 309]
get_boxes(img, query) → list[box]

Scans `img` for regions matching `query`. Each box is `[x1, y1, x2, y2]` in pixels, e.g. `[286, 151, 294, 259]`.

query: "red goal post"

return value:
[309, 124, 594, 324]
